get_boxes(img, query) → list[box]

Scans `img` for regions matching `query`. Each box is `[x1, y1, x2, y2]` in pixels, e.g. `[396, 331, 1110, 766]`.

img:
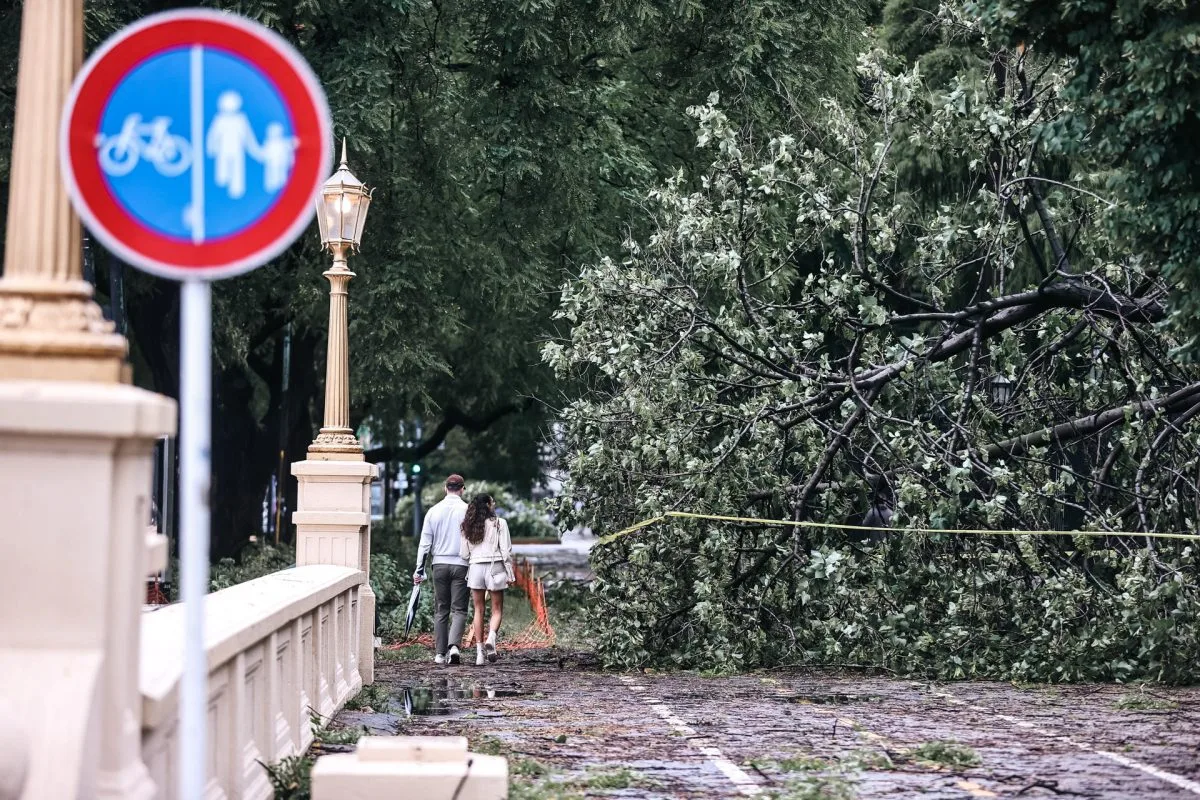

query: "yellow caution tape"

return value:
[596, 510, 1200, 547]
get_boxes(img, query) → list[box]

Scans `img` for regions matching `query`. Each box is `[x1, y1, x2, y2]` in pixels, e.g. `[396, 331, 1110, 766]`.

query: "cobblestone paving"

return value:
[333, 649, 1200, 798]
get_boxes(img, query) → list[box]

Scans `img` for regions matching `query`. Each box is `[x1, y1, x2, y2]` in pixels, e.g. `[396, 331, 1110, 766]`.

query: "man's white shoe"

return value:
[448, 646, 461, 665]
[434, 653, 446, 665]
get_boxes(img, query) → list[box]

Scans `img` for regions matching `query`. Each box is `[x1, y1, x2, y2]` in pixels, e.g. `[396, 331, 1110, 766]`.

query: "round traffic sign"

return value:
[61, 10, 333, 280]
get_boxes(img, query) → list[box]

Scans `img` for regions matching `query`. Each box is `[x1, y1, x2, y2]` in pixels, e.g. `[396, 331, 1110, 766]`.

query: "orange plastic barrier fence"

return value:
[145, 578, 169, 606]
[507, 557, 555, 648]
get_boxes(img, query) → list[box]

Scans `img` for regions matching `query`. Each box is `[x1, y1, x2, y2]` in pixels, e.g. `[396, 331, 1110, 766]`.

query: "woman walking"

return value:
[459, 494, 515, 665]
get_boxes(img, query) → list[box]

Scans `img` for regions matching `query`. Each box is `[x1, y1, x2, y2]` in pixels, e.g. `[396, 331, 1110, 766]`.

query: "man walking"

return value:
[414, 474, 469, 664]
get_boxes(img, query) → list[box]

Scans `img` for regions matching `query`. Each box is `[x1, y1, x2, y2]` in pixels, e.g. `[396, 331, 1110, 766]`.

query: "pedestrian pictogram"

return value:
[61, 9, 332, 280]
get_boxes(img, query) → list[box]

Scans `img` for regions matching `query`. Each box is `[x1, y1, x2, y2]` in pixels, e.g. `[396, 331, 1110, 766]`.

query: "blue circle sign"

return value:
[61, 10, 333, 280]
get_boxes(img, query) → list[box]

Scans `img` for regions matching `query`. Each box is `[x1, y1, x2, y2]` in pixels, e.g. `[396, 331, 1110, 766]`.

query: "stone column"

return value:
[0, 0, 126, 381]
[0, 1, 175, 798]
[309, 245, 361, 458]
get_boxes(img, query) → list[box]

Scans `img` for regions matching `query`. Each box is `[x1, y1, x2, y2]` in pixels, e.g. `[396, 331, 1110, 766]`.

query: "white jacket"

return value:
[460, 517, 513, 565]
[416, 494, 469, 568]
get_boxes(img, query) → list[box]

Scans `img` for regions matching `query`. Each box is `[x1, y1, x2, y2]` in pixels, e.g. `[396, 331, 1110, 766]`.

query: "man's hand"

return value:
[412, 570, 425, 585]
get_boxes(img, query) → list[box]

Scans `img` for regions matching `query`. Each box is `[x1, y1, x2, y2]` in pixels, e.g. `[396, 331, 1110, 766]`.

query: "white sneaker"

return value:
[434, 653, 446, 665]
[476, 649, 486, 666]
[448, 646, 461, 665]
[485, 632, 498, 663]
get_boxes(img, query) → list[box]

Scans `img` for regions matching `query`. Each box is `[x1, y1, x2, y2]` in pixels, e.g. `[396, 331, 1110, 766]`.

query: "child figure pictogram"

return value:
[259, 123, 297, 193]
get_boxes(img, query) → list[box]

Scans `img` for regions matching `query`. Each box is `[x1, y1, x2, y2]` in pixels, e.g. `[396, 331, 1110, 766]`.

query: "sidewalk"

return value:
[338, 651, 1200, 799]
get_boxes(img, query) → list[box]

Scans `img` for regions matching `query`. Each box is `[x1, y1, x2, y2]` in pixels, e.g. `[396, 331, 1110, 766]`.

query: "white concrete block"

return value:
[312, 737, 508, 799]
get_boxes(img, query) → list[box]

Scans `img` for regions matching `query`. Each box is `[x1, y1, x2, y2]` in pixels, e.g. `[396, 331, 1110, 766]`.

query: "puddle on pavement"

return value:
[337, 679, 531, 729]
[785, 692, 882, 705]
[400, 680, 530, 717]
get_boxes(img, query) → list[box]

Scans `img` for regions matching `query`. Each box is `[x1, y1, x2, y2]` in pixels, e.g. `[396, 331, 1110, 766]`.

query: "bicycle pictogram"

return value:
[94, 113, 192, 177]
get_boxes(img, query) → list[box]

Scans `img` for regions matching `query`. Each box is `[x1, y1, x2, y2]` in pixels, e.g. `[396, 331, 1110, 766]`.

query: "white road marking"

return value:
[931, 689, 1200, 796]
[1094, 749, 1200, 794]
[619, 675, 763, 796]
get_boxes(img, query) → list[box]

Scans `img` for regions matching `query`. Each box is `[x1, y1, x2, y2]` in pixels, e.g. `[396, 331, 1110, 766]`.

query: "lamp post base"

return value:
[308, 428, 364, 461]
[292, 457, 379, 684]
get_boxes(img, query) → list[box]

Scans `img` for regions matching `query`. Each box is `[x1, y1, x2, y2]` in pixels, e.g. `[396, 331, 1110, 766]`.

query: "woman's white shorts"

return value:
[467, 561, 509, 592]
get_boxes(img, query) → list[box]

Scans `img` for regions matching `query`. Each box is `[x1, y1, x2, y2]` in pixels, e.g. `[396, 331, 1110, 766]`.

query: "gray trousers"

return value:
[432, 563, 469, 655]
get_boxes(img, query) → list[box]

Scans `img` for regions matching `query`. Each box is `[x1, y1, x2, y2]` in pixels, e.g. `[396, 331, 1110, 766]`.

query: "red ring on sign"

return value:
[62, 11, 331, 279]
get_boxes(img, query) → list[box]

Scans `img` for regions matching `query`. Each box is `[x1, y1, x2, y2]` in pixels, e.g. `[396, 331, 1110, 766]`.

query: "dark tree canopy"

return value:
[0, 0, 870, 556]
[968, 0, 1200, 351]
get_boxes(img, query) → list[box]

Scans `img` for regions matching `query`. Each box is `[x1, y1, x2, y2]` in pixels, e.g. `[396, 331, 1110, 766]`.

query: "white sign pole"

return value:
[179, 278, 212, 800]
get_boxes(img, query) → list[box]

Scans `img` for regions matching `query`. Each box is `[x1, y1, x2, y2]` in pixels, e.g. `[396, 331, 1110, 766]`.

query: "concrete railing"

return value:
[139, 565, 366, 799]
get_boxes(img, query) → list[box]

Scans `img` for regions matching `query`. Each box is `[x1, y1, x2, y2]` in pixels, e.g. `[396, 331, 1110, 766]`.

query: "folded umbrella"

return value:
[403, 568, 425, 640]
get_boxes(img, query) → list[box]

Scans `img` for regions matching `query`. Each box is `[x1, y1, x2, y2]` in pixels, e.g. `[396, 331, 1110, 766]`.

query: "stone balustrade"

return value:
[139, 565, 366, 799]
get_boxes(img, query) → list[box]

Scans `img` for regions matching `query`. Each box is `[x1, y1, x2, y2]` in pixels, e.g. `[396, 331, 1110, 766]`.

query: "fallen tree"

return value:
[545, 20, 1200, 679]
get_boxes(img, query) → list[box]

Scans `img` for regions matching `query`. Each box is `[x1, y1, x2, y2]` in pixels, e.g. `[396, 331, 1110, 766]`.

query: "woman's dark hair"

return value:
[462, 494, 495, 545]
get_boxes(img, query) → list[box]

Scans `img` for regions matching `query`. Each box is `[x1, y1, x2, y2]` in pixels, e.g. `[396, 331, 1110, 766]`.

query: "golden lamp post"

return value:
[309, 140, 372, 460]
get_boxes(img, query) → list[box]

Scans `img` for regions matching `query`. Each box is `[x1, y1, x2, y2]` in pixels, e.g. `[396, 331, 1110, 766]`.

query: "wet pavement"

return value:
[331, 649, 1200, 798]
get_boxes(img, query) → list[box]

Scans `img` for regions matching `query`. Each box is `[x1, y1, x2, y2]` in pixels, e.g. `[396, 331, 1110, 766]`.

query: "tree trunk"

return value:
[208, 329, 321, 559]
[210, 361, 267, 559]
[281, 333, 320, 546]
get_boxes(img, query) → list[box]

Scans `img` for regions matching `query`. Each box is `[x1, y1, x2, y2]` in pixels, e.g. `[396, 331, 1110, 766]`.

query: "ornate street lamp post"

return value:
[310, 140, 372, 459]
[293, 139, 379, 683]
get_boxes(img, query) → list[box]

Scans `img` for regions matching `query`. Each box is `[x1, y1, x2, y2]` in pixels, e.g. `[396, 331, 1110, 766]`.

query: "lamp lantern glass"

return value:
[316, 141, 372, 251]
[989, 374, 1014, 405]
